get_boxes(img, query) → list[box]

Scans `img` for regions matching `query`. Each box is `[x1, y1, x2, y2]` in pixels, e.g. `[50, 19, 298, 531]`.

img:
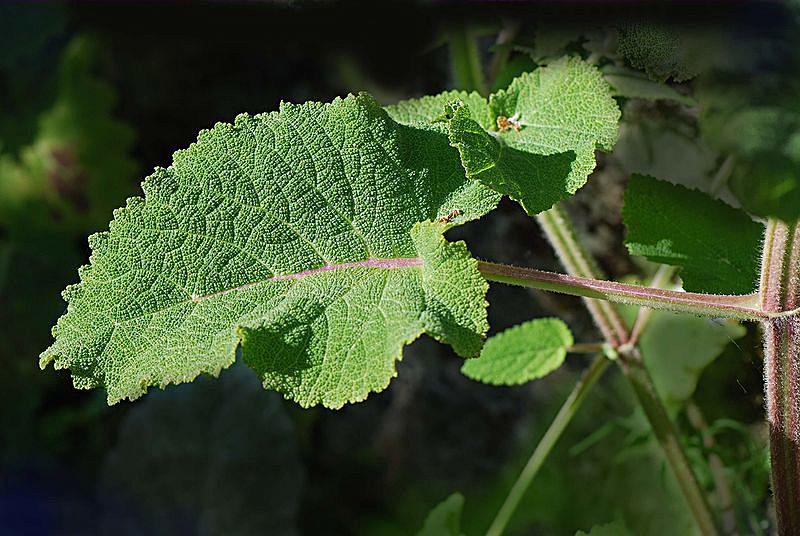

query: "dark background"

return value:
[0, 2, 795, 535]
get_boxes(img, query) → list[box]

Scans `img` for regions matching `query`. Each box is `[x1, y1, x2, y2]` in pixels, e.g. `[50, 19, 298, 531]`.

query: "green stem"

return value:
[536, 207, 630, 347]
[485, 354, 611, 536]
[616, 348, 719, 535]
[569, 342, 607, 354]
[535, 205, 720, 536]
[447, 22, 487, 95]
[477, 261, 765, 322]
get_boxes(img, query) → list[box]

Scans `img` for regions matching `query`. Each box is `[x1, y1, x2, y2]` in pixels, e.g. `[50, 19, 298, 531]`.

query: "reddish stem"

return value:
[760, 220, 800, 535]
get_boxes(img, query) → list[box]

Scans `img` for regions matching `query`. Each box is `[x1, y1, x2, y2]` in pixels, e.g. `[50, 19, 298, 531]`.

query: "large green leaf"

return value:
[41, 94, 496, 408]
[461, 318, 573, 386]
[623, 175, 763, 295]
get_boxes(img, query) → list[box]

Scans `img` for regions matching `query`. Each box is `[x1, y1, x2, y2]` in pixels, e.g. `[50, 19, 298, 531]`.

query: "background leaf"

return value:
[416, 493, 465, 536]
[100, 364, 304, 536]
[602, 65, 695, 106]
[616, 24, 697, 83]
[622, 175, 763, 295]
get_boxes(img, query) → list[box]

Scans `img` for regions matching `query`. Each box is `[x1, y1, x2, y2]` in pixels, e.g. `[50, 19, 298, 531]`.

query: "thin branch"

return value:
[485, 354, 611, 536]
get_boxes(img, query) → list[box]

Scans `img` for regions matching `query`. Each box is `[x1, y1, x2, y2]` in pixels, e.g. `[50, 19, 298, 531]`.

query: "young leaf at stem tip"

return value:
[622, 174, 764, 295]
[41, 93, 496, 409]
[390, 57, 620, 216]
[461, 318, 574, 386]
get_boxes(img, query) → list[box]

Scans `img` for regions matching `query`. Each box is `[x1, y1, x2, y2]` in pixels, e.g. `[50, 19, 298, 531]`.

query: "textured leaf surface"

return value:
[416, 493, 464, 536]
[443, 101, 576, 215]
[602, 65, 695, 106]
[386, 58, 619, 215]
[461, 318, 573, 386]
[41, 94, 495, 408]
[623, 175, 763, 295]
[488, 57, 620, 197]
[385, 89, 492, 130]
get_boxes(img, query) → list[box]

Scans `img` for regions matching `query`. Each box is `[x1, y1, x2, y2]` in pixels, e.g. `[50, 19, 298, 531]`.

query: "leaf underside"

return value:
[41, 93, 497, 408]
[622, 174, 763, 295]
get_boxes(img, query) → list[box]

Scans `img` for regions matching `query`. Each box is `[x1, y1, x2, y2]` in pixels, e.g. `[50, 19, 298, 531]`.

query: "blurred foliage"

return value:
[100, 365, 304, 535]
[0, 36, 137, 235]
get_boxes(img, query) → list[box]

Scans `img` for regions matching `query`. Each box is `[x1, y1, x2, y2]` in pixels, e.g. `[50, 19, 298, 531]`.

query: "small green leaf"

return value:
[602, 65, 695, 106]
[489, 56, 621, 195]
[42, 94, 495, 408]
[461, 318, 573, 386]
[623, 175, 763, 295]
[417, 493, 464, 536]
[387, 57, 620, 212]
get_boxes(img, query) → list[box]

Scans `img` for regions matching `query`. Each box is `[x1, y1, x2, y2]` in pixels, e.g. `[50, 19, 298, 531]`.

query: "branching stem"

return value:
[533, 205, 720, 536]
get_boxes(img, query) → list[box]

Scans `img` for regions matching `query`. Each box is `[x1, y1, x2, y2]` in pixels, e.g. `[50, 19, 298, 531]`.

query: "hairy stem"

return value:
[477, 261, 765, 322]
[534, 205, 719, 536]
[760, 219, 800, 535]
[536, 207, 630, 346]
[627, 265, 678, 347]
[485, 354, 611, 536]
[447, 21, 487, 95]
